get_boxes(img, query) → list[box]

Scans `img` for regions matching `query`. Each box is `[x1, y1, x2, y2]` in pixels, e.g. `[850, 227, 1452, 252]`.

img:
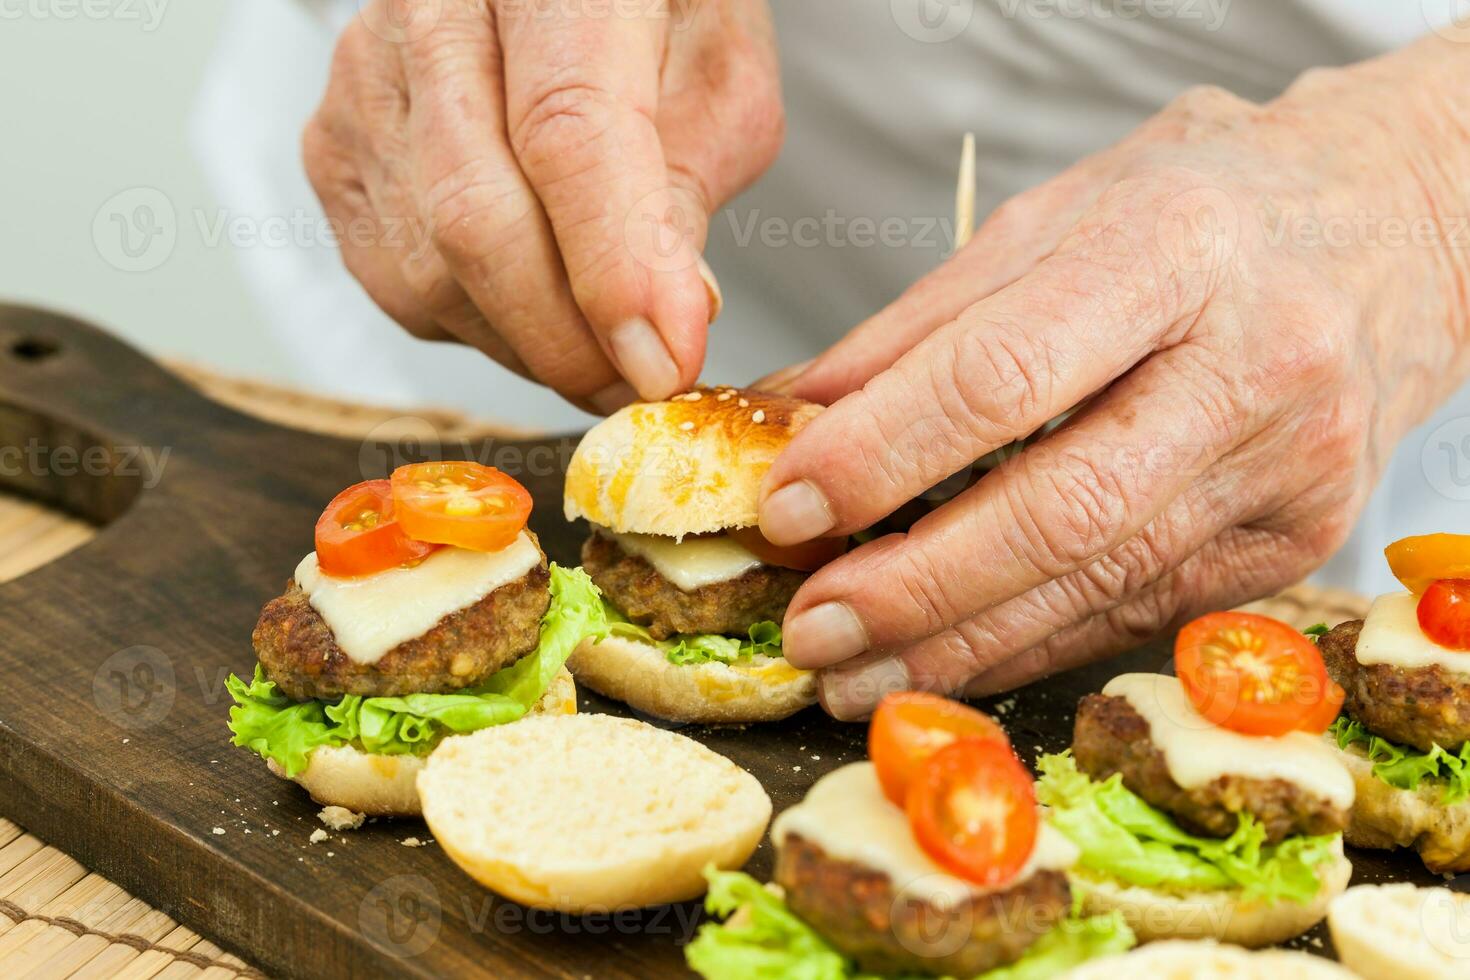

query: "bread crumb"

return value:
[752, 410, 766, 423]
[402, 837, 427, 847]
[318, 806, 366, 832]
[678, 421, 695, 431]
[211, 827, 225, 836]
[309, 828, 329, 844]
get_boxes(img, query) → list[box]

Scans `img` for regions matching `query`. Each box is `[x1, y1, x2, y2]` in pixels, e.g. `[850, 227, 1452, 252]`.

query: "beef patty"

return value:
[253, 560, 549, 701]
[1073, 693, 1349, 843]
[1320, 618, 1470, 753]
[581, 531, 804, 640]
[775, 832, 1070, 977]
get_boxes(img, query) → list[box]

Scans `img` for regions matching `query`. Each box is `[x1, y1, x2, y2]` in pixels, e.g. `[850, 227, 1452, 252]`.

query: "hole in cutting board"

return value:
[9, 336, 60, 362]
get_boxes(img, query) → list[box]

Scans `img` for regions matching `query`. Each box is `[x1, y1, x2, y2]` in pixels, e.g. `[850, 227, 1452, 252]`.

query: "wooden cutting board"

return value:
[0, 305, 1444, 979]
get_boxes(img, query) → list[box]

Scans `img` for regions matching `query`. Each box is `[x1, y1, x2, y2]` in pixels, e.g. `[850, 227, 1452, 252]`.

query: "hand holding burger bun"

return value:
[226, 462, 606, 816]
[563, 386, 844, 723]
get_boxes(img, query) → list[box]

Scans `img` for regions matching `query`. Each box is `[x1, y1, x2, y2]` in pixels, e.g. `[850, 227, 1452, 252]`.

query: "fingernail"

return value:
[784, 602, 868, 669]
[753, 359, 814, 395]
[697, 255, 723, 324]
[759, 480, 835, 546]
[609, 316, 681, 401]
[820, 657, 910, 721]
[589, 380, 637, 415]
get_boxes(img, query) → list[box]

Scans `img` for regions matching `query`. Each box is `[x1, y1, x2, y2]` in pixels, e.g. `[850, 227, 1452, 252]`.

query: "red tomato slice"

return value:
[1295, 677, 1345, 734]
[1385, 534, 1470, 594]
[315, 480, 439, 578]
[906, 739, 1038, 889]
[1175, 611, 1331, 737]
[389, 462, 532, 552]
[728, 526, 848, 572]
[869, 692, 1010, 808]
[1418, 579, 1470, 651]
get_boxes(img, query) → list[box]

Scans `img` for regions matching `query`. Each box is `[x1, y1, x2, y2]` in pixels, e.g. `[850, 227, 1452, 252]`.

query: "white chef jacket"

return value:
[192, 0, 1466, 595]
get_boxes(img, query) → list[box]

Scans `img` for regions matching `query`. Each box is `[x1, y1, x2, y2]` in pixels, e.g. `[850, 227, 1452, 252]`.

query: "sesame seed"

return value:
[752, 410, 766, 423]
[738, 398, 749, 408]
[686, 391, 702, 401]
[679, 421, 695, 431]
[717, 392, 732, 401]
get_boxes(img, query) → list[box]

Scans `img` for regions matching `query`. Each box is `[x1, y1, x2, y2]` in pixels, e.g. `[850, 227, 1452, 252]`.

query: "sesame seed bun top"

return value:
[563, 386, 822, 539]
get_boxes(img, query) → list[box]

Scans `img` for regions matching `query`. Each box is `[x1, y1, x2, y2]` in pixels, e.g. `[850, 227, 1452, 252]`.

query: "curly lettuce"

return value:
[684, 867, 1133, 980]
[1035, 753, 1338, 906]
[602, 601, 783, 666]
[1329, 715, 1470, 804]
[226, 563, 606, 777]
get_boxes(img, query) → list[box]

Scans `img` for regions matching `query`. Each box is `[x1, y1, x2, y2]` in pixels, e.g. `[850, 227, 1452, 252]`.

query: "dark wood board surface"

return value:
[0, 305, 1447, 979]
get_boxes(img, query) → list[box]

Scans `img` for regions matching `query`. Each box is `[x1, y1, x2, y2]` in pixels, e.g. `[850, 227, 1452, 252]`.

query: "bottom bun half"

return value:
[1073, 838, 1351, 948]
[265, 666, 578, 817]
[566, 634, 816, 724]
[1324, 734, 1470, 874]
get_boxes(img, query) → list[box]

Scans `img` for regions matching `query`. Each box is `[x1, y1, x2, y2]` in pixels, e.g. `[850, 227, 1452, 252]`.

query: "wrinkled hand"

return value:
[304, 0, 782, 412]
[758, 42, 1470, 719]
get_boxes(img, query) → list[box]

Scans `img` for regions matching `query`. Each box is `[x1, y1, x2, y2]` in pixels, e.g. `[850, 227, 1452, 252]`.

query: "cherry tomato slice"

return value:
[906, 739, 1038, 889]
[1295, 678, 1346, 734]
[389, 462, 532, 553]
[1418, 579, 1470, 651]
[315, 480, 439, 578]
[1175, 611, 1331, 737]
[1385, 534, 1470, 594]
[728, 527, 848, 572]
[869, 692, 1010, 808]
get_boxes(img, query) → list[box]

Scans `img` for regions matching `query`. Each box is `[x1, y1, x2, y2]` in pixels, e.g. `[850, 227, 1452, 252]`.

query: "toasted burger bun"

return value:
[1324, 734, 1470, 873]
[563, 386, 822, 538]
[265, 666, 577, 817]
[1072, 838, 1351, 948]
[418, 713, 771, 912]
[1061, 939, 1356, 979]
[1328, 883, 1470, 980]
[568, 633, 815, 724]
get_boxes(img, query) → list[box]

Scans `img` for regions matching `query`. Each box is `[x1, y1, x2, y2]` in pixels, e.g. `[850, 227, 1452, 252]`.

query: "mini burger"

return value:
[226, 462, 605, 816]
[563, 386, 845, 724]
[1036, 612, 1354, 947]
[687, 693, 1135, 978]
[1321, 533, 1470, 873]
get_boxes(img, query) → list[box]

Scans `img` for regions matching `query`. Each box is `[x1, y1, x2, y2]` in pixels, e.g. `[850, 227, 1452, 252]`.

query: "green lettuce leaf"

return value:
[602, 601, 783, 666]
[1035, 753, 1338, 906]
[1303, 622, 1330, 639]
[1329, 715, 1470, 804]
[227, 563, 607, 777]
[685, 867, 1132, 980]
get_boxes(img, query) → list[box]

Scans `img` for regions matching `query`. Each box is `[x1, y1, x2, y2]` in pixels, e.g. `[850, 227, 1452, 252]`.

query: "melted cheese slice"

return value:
[294, 532, 542, 666]
[1356, 590, 1470, 677]
[597, 526, 761, 591]
[1103, 673, 1354, 810]
[772, 762, 1078, 907]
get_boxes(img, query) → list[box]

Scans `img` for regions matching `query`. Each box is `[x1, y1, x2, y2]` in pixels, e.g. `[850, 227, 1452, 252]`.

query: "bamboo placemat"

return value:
[0, 363, 1372, 978]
